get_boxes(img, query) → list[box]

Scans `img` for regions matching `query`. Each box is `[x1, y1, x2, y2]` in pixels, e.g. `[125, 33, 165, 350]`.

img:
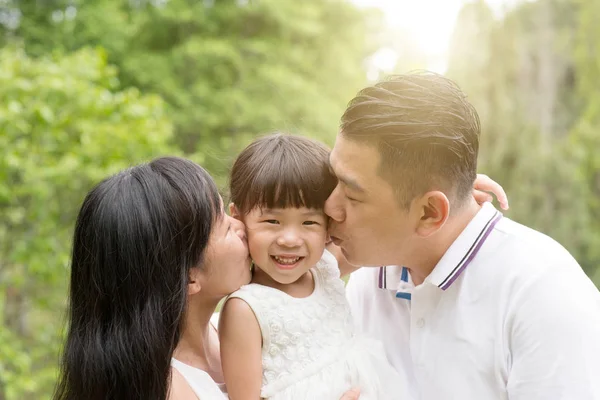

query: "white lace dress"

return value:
[227, 250, 404, 399]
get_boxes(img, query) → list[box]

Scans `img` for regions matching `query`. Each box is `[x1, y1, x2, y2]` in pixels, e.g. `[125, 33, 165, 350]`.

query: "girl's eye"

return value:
[303, 221, 320, 226]
[264, 219, 279, 224]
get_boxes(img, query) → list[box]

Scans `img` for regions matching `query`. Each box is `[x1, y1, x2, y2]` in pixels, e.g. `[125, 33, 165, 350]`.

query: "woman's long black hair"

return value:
[53, 157, 222, 400]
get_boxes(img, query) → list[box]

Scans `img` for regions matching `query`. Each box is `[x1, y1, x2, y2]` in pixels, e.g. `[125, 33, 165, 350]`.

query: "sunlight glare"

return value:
[352, 0, 514, 74]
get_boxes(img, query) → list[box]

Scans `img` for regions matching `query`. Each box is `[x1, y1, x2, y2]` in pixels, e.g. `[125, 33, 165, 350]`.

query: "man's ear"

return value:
[229, 203, 241, 220]
[188, 267, 202, 295]
[414, 191, 450, 237]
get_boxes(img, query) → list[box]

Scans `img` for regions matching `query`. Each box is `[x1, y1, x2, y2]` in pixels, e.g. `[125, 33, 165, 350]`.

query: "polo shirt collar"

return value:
[378, 265, 413, 299]
[377, 202, 503, 298]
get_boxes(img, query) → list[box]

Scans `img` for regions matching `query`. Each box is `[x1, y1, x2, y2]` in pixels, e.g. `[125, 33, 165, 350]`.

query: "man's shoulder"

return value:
[492, 217, 579, 269]
[488, 217, 598, 305]
[496, 217, 562, 247]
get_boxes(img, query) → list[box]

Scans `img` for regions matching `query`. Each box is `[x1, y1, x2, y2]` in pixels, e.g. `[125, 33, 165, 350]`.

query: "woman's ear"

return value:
[188, 267, 202, 295]
[229, 203, 241, 220]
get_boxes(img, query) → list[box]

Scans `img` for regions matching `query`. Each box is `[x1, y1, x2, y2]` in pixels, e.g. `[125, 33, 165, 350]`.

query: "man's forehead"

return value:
[330, 133, 356, 167]
[332, 134, 376, 166]
[329, 137, 340, 163]
[328, 142, 345, 175]
[330, 140, 370, 193]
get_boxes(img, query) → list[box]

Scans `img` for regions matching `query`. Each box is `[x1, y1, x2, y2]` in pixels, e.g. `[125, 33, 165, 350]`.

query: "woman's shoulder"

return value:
[170, 359, 228, 400]
[168, 365, 200, 400]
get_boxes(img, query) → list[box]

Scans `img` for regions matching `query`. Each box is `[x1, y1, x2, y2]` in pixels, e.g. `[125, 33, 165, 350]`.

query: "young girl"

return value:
[219, 134, 406, 399]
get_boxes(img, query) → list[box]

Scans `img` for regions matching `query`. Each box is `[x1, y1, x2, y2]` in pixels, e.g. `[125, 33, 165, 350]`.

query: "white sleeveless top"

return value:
[171, 358, 227, 400]
[227, 249, 403, 399]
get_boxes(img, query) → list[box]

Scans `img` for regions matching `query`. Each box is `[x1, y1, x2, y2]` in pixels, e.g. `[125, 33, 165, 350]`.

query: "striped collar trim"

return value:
[378, 265, 414, 300]
[378, 265, 409, 290]
[377, 203, 502, 295]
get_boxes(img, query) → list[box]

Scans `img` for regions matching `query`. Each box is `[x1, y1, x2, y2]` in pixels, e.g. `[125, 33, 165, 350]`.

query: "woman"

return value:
[53, 157, 250, 399]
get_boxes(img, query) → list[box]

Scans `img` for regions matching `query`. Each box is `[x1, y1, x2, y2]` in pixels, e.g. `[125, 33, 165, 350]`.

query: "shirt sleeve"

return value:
[506, 264, 600, 399]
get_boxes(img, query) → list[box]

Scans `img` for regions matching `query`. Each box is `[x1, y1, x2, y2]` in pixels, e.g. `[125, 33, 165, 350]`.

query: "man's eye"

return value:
[345, 194, 358, 202]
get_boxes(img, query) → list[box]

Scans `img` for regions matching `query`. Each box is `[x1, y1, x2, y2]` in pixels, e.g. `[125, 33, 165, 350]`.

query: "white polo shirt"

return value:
[346, 203, 600, 400]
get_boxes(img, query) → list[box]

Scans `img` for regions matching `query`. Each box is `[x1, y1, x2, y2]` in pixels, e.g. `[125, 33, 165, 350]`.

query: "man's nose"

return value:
[325, 186, 345, 222]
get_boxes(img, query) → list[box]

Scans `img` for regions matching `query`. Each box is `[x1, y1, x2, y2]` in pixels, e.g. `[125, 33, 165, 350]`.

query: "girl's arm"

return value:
[472, 173, 509, 210]
[219, 298, 263, 400]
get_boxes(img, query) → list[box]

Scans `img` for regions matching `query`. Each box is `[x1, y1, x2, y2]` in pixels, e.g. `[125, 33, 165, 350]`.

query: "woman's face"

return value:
[200, 203, 252, 298]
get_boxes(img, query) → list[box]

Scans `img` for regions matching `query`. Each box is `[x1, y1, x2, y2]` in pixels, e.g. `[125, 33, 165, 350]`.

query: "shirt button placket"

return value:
[410, 287, 431, 388]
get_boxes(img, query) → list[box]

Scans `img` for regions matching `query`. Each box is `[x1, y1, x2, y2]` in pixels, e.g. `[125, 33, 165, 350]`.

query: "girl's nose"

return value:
[276, 227, 303, 248]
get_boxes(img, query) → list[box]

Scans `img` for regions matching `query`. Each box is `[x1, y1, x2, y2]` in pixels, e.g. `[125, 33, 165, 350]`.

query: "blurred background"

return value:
[1, 0, 599, 398]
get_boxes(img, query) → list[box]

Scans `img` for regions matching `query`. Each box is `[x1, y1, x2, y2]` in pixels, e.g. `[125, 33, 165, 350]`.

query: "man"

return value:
[325, 72, 600, 399]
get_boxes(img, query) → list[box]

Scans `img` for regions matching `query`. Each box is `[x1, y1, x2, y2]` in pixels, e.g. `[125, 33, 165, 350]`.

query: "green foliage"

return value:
[2, 0, 375, 186]
[0, 47, 174, 399]
[571, 0, 600, 281]
[447, 0, 600, 284]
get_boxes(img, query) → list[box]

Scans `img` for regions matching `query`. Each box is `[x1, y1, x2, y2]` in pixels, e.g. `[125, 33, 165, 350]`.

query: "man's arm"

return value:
[506, 267, 600, 399]
[219, 298, 263, 400]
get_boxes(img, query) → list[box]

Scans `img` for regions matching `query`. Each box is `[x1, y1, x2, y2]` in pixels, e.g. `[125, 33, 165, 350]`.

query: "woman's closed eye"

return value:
[345, 193, 359, 202]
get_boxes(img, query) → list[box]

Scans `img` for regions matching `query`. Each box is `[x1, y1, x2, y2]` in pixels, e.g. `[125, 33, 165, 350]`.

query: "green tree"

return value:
[571, 0, 600, 283]
[2, 0, 376, 185]
[446, 0, 599, 283]
[0, 47, 174, 399]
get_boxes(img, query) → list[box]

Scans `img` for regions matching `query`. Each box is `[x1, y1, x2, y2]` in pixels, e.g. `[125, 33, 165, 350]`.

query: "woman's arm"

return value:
[219, 298, 263, 400]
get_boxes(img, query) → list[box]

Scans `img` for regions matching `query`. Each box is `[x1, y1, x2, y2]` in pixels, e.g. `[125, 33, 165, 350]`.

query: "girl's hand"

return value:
[340, 388, 360, 400]
[473, 174, 509, 210]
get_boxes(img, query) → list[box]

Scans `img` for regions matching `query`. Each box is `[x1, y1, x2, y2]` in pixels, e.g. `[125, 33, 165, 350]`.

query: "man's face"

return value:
[325, 134, 417, 267]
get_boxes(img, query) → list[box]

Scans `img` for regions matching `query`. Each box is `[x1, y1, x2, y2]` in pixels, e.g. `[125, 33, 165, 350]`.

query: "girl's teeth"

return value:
[273, 256, 300, 265]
